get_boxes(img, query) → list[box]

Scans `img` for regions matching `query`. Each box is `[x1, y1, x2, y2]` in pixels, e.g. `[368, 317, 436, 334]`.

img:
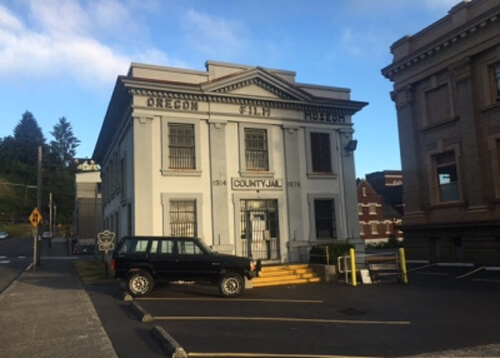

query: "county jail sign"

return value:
[97, 230, 115, 252]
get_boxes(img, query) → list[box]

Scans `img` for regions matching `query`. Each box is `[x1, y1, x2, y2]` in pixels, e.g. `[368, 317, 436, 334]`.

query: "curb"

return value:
[151, 326, 188, 358]
[129, 302, 153, 322]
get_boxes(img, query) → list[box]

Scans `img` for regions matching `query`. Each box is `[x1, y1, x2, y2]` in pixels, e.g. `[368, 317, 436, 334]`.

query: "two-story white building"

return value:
[93, 61, 367, 263]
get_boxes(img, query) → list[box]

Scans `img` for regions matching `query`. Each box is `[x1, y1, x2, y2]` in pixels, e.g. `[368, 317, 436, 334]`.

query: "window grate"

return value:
[170, 200, 196, 237]
[169, 124, 195, 169]
[245, 128, 269, 171]
[314, 199, 336, 238]
[311, 132, 332, 173]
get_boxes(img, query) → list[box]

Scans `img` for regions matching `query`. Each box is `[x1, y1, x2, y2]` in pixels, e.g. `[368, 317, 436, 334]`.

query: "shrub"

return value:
[365, 235, 404, 250]
[309, 242, 354, 265]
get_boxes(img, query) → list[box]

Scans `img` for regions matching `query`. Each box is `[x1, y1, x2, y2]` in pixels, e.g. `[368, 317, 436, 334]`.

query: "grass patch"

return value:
[0, 223, 34, 238]
[73, 259, 116, 285]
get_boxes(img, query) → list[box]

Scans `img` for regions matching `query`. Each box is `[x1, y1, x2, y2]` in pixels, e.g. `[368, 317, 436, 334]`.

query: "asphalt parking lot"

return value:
[88, 263, 500, 358]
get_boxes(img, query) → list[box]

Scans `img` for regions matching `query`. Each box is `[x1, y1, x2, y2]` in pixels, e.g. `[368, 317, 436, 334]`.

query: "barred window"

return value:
[311, 132, 332, 173]
[169, 123, 195, 169]
[170, 200, 197, 237]
[245, 128, 269, 171]
[314, 199, 336, 239]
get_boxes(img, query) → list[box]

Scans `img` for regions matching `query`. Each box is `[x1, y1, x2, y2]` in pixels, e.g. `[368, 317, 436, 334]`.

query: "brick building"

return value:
[357, 178, 402, 245]
[382, 0, 500, 263]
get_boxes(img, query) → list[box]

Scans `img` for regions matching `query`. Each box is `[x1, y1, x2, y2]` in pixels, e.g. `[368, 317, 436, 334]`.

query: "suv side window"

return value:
[119, 238, 150, 254]
[159, 240, 176, 254]
[178, 240, 204, 255]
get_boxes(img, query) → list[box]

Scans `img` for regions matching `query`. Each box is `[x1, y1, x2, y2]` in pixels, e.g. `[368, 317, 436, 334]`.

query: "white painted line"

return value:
[485, 266, 500, 271]
[407, 260, 430, 264]
[0, 260, 11, 264]
[437, 262, 474, 267]
[456, 266, 484, 279]
[416, 271, 448, 276]
[25, 263, 33, 271]
[17, 256, 26, 259]
[408, 263, 437, 272]
[472, 278, 500, 283]
[154, 316, 411, 326]
[0, 256, 7, 259]
[188, 353, 380, 358]
[137, 297, 323, 304]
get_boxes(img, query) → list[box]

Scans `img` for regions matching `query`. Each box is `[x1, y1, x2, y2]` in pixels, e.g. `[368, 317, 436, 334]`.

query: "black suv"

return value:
[111, 236, 260, 297]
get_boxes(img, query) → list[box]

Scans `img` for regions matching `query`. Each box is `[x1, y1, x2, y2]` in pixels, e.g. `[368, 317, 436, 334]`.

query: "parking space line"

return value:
[188, 353, 380, 358]
[137, 297, 323, 304]
[472, 278, 500, 283]
[416, 271, 448, 276]
[408, 263, 437, 272]
[154, 316, 411, 326]
[456, 266, 484, 279]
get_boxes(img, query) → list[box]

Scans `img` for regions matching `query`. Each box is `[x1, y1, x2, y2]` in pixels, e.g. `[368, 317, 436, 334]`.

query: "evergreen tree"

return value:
[50, 117, 81, 168]
[12, 111, 46, 166]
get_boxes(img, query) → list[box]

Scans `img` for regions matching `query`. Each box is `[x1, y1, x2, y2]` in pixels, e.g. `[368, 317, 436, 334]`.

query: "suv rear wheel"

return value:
[127, 270, 154, 297]
[218, 272, 244, 297]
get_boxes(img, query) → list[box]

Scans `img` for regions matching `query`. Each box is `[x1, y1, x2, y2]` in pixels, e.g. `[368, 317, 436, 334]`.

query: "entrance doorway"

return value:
[240, 199, 280, 260]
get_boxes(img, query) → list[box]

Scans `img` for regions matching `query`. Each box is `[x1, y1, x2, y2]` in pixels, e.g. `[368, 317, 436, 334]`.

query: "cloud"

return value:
[182, 9, 245, 58]
[0, 0, 175, 87]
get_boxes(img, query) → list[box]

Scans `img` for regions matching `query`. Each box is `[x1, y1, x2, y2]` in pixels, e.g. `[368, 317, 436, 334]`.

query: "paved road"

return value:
[87, 265, 500, 357]
[0, 237, 33, 293]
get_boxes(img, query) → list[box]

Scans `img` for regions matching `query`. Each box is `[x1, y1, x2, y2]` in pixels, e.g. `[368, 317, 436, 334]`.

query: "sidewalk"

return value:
[0, 238, 118, 358]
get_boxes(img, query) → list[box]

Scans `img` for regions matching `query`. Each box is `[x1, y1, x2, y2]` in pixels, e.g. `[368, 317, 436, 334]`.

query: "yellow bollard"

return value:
[349, 248, 357, 286]
[399, 247, 408, 284]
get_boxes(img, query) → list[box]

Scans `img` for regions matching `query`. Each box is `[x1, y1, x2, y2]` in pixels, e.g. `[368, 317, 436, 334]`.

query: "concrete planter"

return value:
[309, 263, 337, 282]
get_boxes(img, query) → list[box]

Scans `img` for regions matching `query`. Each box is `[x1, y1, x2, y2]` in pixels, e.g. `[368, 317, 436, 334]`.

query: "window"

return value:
[119, 238, 149, 254]
[170, 200, 197, 237]
[314, 199, 336, 239]
[362, 187, 367, 197]
[494, 65, 500, 102]
[169, 123, 195, 169]
[244, 128, 269, 171]
[178, 241, 204, 255]
[159, 240, 176, 254]
[369, 204, 377, 215]
[371, 222, 378, 234]
[435, 151, 460, 202]
[358, 204, 363, 215]
[385, 222, 391, 234]
[310, 132, 332, 173]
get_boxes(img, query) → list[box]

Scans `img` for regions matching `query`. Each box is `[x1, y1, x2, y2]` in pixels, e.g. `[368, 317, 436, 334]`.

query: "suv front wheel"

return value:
[127, 270, 154, 297]
[218, 272, 244, 297]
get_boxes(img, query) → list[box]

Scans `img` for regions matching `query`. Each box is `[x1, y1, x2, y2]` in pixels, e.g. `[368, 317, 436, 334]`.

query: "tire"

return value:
[127, 270, 154, 297]
[218, 273, 244, 297]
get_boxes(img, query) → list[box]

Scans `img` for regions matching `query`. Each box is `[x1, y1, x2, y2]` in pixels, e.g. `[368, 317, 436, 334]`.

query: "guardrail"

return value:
[337, 248, 408, 286]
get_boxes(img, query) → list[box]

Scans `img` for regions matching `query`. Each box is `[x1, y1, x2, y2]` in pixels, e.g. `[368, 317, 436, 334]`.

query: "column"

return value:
[208, 120, 232, 254]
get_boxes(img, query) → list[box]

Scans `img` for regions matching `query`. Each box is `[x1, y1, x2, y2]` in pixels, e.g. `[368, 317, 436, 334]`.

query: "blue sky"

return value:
[0, 0, 461, 178]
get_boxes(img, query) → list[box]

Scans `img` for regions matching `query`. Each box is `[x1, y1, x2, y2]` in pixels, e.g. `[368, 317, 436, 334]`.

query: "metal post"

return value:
[399, 248, 408, 284]
[48, 193, 52, 248]
[350, 248, 357, 286]
[36, 146, 42, 266]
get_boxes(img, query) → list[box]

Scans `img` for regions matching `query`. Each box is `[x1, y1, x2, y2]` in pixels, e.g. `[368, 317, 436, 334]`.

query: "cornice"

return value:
[382, 10, 499, 80]
[128, 87, 363, 116]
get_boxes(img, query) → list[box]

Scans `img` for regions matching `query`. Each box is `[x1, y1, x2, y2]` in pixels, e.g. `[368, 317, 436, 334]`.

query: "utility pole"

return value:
[36, 146, 42, 265]
[49, 193, 52, 249]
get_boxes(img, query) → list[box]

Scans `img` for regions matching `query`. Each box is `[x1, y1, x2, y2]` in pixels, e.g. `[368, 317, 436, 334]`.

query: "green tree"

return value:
[50, 117, 81, 168]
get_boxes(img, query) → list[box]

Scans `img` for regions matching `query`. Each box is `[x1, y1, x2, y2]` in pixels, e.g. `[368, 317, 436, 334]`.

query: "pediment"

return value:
[201, 68, 310, 101]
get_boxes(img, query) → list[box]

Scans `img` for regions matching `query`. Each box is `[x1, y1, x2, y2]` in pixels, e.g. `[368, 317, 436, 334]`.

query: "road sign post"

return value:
[97, 230, 115, 278]
[29, 208, 43, 269]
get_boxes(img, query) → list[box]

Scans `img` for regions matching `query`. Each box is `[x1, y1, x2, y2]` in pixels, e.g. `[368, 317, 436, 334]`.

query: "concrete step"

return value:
[253, 276, 321, 288]
[253, 264, 321, 288]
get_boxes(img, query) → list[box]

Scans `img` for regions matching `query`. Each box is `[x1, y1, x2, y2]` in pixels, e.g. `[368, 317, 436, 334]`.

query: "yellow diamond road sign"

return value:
[29, 208, 42, 228]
